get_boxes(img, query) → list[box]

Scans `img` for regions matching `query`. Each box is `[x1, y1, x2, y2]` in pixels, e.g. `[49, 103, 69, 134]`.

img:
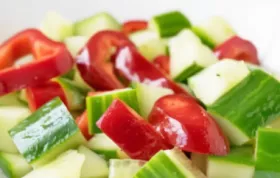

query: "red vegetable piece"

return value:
[76, 30, 135, 91]
[148, 94, 230, 156]
[26, 81, 68, 112]
[0, 29, 74, 96]
[115, 46, 191, 95]
[152, 55, 170, 74]
[122, 20, 148, 35]
[76, 111, 92, 140]
[97, 99, 171, 160]
[214, 36, 259, 65]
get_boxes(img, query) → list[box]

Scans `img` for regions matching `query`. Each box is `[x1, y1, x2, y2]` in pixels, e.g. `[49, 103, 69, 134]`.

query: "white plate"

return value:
[1, 0, 279, 72]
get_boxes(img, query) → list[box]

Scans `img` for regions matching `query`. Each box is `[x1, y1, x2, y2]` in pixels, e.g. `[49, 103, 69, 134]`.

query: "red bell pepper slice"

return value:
[0, 29, 73, 96]
[122, 20, 148, 35]
[148, 94, 230, 156]
[76, 111, 92, 140]
[26, 81, 68, 112]
[115, 46, 191, 95]
[97, 99, 171, 160]
[214, 36, 259, 65]
[152, 55, 170, 74]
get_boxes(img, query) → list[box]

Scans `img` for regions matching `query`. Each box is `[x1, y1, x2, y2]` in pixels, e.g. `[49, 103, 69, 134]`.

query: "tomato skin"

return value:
[76, 30, 136, 91]
[214, 36, 259, 65]
[97, 99, 171, 160]
[122, 20, 148, 35]
[152, 55, 170, 74]
[148, 94, 230, 156]
[76, 111, 92, 140]
[115, 46, 192, 95]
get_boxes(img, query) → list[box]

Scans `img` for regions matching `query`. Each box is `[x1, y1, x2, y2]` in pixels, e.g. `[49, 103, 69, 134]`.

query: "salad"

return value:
[0, 10, 278, 178]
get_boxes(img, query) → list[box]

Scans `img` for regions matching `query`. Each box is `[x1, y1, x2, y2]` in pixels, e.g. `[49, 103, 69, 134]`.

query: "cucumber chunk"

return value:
[132, 83, 173, 118]
[254, 170, 280, 178]
[192, 16, 235, 48]
[74, 12, 121, 36]
[74, 70, 93, 90]
[23, 150, 84, 178]
[129, 30, 158, 46]
[0, 152, 32, 178]
[88, 133, 120, 160]
[207, 146, 255, 178]
[255, 128, 280, 173]
[134, 148, 206, 178]
[78, 145, 109, 178]
[40, 11, 73, 41]
[109, 159, 145, 178]
[208, 70, 280, 145]
[149, 11, 191, 37]
[55, 77, 88, 111]
[9, 98, 86, 168]
[64, 36, 88, 57]
[169, 29, 218, 82]
[0, 93, 25, 106]
[188, 59, 250, 106]
[191, 153, 207, 174]
[0, 107, 30, 153]
[87, 88, 139, 133]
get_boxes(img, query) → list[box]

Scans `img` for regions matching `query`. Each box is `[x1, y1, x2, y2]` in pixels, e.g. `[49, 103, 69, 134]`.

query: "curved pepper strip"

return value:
[97, 99, 171, 160]
[115, 46, 191, 95]
[76, 30, 135, 91]
[122, 20, 148, 35]
[26, 81, 68, 112]
[76, 111, 92, 140]
[0, 29, 73, 96]
[152, 55, 170, 75]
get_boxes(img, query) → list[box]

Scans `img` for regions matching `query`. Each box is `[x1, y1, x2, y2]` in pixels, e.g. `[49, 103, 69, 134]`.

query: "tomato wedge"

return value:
[214, 36, 259, 65]
[122, 20, 148, 35]
[152, 55, 170, 74]
[148, 94, 230, 155]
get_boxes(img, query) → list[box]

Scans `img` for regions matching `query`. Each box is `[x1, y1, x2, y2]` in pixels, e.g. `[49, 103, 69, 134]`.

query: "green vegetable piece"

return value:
[109, 159, 146, 178]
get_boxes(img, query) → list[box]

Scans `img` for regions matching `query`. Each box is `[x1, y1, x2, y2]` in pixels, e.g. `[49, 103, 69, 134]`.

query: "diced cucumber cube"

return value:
[208, 70, 280, 145]
[192, 16, 235, 48]
[0, 107, 30, 153]
[78, 145, 109, 178]
[64, 36, 88, 57]
[9, 98, 86, 168]
[188, 59, 250, 106]
[207, 146, 255, 178]
[134, 148, 206, 178]
[109, 159, 145, 178]
[23, 150, 85, 178]
[40, 11, 73, 41]
[74, 12, 121, 37]
[129, 30, 158, 46]
[169, 29, 218, 82]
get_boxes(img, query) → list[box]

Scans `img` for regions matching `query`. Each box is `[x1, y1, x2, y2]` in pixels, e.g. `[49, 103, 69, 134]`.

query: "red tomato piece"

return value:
[214, 36, 259, 65]
[76, 111, 92, 140]
[148, 94, 230, 155]
[122, 20, 148, 35]
[152, 55, 170, 74]
[97, 99, 171, 160]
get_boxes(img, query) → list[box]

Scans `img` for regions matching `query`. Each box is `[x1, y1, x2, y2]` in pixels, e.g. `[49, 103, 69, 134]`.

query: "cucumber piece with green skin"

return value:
[0, 152, 32, 178]
[129, 30, 159, 46]
[17, 90, 28, 105]
[87, 88, 139, 133]
[74, 70, 93, 90]
[188, 59, 250, 106]
[169, 29, 218, 82]
[255, 128, 280, 173]
[64, 36, 88, 57]
[0, 93, 25, 106]
[134, 148, 206, 178]
[132, 82, 173, 118]
[207, 146, 255, 178]
[109, 159, 145, 178]
[192, 16, 235, 48]
[0, 107, 30, 153]
[254, 171, 280, 178]
[74, 12, 121, 36]
[55, 78, 89, 111]
[88, 133, 121, 160]
[9, 98, 86, 168]
[40, 11, 73, 42]
[23, 150, 85, 178]
[149, 11, 192, 38]
[78, 145, 109, 178]
[208, 70, 280, 145]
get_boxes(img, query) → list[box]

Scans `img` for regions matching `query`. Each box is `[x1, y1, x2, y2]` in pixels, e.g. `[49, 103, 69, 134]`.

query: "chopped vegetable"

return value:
[97, 99, 171, 160]
[152, 55, 170, 74]
[76, 111, 91, 140]
[0, 29, 73, 96]
[109, 159, 145, 178]
[122, 20, 148, 35]
[64, 36, 88, 56]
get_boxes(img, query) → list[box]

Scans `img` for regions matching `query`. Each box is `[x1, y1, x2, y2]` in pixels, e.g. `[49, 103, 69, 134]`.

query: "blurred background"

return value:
[0, 0, 279, 72]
